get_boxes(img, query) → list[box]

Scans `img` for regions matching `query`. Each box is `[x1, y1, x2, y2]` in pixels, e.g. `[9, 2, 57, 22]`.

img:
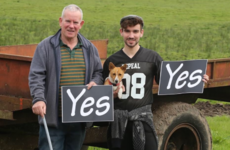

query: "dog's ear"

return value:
[109, 62, 115, 71]
[121, 64, 127, 72]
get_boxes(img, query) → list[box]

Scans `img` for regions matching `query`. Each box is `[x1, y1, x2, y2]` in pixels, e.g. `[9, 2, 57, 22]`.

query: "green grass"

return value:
[1, 19, 230, 60]
[88, 147, 108, 150]
[207, 115, 230, 150]
[1, 0, 230, 59]
[1, 0, 230, 26]
[197, 98, 230, 105]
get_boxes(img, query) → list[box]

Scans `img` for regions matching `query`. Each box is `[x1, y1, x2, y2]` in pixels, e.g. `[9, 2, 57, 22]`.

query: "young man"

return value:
[103, 15, 209, 150]
[29, 4, 103, 150]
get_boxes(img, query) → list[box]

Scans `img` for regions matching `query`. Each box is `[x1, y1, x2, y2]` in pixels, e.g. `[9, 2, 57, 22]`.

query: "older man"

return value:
[29, 4, 103, 150]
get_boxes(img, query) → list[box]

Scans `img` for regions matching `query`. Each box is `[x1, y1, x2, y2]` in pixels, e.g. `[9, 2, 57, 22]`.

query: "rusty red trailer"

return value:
[0, 40, 108, 121]
[0, 41, 230, 150]
[0, 40, 108, 150]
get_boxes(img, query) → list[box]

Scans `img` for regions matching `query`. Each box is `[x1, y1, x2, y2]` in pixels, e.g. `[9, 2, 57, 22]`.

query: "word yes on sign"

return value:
[61, 85, 113, 123]
[158, 60, 208, 95]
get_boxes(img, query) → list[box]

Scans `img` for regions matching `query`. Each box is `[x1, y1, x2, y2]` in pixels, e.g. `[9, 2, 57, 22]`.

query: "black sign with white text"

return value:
[61, 85, 113, 123]
[158, 60, 207, 95]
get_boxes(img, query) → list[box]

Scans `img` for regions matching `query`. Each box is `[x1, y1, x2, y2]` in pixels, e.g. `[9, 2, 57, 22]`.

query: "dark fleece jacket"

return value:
[29, 29, 103, 127]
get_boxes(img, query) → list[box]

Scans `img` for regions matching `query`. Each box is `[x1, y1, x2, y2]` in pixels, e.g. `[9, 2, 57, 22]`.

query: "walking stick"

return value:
[42, 116, 53, 150]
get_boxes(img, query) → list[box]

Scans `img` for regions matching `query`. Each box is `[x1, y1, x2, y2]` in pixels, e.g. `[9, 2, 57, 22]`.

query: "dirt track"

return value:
[194, 101, 230, 117]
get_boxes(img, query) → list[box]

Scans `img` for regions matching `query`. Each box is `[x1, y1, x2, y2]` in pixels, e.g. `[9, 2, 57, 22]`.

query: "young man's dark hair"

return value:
[120, 15, 144, 29]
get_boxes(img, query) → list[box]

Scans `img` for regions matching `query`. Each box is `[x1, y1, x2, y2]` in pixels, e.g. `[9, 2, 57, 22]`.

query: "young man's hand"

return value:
[203, 74, 209, 83]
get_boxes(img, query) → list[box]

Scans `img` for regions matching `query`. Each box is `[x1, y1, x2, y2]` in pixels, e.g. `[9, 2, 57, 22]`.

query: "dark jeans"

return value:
[109, 121, 158, 150]
[39, 118, 86, 150]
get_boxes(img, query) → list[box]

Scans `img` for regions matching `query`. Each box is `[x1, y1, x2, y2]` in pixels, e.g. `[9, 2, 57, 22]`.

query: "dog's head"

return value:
[108, 62, 127, 84]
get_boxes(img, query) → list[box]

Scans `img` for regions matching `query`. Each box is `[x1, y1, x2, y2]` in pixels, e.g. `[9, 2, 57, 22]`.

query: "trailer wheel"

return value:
[152, 102, 212, 150]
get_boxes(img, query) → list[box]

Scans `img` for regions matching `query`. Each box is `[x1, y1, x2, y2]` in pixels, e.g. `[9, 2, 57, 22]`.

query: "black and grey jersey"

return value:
[103, 46, 163, 111]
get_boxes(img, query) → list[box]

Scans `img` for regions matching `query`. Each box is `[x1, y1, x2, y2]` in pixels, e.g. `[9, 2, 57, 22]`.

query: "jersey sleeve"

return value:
[154, 54, 163, 85]
[103, 59, 110, 82]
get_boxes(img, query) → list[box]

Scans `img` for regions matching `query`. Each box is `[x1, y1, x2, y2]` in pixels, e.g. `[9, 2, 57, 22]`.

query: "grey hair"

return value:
[61, 4, 83, 20]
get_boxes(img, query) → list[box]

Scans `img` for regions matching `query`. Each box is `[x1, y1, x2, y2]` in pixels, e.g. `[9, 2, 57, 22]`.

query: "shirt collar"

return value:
[59, 35, 82, 49]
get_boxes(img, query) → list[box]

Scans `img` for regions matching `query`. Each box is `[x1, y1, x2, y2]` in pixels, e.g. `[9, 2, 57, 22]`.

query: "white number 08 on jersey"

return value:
[121, 73, 146, 99]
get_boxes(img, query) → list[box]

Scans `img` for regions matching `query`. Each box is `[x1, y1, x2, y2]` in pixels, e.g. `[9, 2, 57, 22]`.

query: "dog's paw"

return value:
[118, 89, 122, 99]
[118, 93, 122, 99]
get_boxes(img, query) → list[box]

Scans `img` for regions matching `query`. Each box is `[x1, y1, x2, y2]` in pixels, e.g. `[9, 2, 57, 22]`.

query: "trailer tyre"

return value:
[152, 102, 212, 150]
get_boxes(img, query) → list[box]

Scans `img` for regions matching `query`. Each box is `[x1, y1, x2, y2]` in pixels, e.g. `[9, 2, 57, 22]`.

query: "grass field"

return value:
[197, 98, 230, 105]
[1, 0, 230, 149]
[207, 115, 230, 150]
[1, 0, 230, 59]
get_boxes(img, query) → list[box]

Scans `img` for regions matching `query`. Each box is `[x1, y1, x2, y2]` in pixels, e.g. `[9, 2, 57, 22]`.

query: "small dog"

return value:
[104, 62, 127, 99]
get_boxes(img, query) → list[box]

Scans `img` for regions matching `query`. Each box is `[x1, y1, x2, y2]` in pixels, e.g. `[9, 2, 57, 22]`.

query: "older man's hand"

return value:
[87, 81, 97, 90]
[32, 101, 46, 118]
